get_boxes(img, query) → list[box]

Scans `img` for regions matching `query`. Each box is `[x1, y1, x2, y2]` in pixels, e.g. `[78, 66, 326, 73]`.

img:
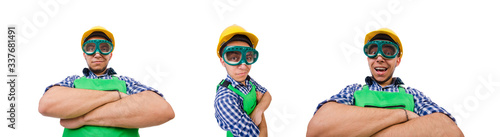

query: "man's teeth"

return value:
[375, 68, 387, 71]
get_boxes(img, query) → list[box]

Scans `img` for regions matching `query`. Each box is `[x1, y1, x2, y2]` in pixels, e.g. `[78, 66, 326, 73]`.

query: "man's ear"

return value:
[220, 58, 226, 67]
[395, 57, 401, 67]
[109, 53, 113, 60]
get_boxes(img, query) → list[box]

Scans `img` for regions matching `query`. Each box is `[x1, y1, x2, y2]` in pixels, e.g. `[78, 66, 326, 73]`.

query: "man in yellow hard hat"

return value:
[306, 28, 464, 136]
[38, 26, 175, 137]
[214, 25, 272, 137]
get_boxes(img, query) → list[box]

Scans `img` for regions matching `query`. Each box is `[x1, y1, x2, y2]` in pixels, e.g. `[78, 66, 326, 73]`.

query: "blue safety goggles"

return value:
[82, 40, 114, 55]
[363, 40, 400, 59]
[222, 46, 259, 65]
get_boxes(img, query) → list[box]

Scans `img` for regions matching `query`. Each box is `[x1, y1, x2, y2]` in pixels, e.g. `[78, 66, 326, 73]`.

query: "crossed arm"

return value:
[259, 114, 268, 137]
[306, 102, 463, 137]
[250, 91, 272, 126]
[253, 91, 271, 137]
[39, 86, 175, 129]
[214, 90, 271, 136]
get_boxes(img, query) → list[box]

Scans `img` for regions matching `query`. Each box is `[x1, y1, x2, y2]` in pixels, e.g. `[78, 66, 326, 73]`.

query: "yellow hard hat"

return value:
[81, 26, 115, 51]
[217, 25, 259, 58]
[365, 28, 403, 58]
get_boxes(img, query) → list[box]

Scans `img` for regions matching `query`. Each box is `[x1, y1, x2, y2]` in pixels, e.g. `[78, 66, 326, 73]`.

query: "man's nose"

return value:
[375, 54, 385, 62]
[93, 52, 102, 58]
[237, 63, 249, 69]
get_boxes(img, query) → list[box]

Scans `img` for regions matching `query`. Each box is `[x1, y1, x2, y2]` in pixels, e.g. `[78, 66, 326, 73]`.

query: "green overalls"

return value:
[217, 80, 257, 137]
[63, 76, 140, 137]
[354, 85, 415, 112]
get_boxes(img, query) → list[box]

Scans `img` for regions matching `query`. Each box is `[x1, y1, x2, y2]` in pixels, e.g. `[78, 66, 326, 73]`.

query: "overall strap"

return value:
[249, 81, 256, 91]
[397, 85, 406, 93]
[228, 82, 254, 97]
[362, 85, 369, 90]
[217, 80, 255, 96]
[217, 80, 231, 92]
[219, 80, 231, 88]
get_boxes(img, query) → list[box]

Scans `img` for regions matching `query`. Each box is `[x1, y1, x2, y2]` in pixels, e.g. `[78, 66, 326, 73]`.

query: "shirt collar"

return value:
[225, 74, 251, 87]
[83, 67, 117, 78]
[365, 76, 404, 88]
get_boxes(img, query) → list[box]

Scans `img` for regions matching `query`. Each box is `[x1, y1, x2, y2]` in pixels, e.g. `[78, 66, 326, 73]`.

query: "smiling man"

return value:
[306, 28, 463, 137]
[214, 25, 272, 137]
[38, 26, 175, 137]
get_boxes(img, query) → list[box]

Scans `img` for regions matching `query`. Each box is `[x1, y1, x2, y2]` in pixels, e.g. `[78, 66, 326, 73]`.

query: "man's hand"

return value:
[256, 91, 263, 102]
[118, 92, 129, 99]
[252, 91, 269, 126]
[406, 110, 419, 120]
[250, 110, 263, 126]
[60, 116, 85, 129]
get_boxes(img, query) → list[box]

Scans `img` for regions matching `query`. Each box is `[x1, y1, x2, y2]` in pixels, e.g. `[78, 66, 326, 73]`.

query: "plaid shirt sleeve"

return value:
[44, 75, 80, 92]
[314, 84, 362, 112]
[406, 87, 456, 122]
[214, 86, 260, 137]
[249, 77, 267, 94]
[118, 76, 163, 97]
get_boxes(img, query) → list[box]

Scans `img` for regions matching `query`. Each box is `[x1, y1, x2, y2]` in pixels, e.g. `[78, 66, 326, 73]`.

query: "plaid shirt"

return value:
[315, 76, 456, 122]
[45, 68, 162, 97]
[214, 75, 268, 137]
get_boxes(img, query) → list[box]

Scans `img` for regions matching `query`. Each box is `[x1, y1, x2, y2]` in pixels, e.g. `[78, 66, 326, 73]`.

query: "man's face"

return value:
[220, 41, 252, 83]
[83, 37, 112, 76]
[367, 40, 401, 87]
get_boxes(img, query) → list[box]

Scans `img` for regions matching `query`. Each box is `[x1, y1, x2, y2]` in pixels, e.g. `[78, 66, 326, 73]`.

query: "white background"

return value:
[1, 0, 499, 136]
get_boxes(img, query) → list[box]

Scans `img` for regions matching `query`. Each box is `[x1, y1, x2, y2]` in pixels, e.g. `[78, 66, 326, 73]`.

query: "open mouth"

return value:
[375, 67, 387, 72]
